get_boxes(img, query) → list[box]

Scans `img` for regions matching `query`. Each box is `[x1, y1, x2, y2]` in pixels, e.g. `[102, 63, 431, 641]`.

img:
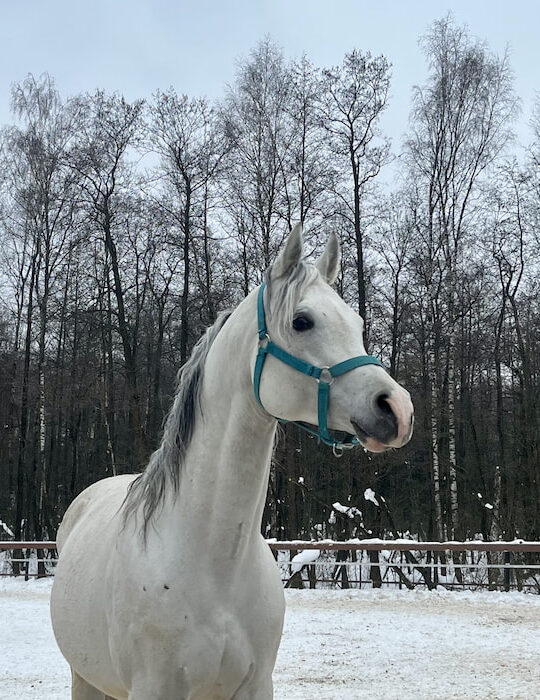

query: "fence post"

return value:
[504, 551, 511, 592]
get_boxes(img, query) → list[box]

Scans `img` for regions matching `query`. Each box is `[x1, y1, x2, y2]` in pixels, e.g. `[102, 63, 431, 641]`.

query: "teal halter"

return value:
[253, 282, 384, 455]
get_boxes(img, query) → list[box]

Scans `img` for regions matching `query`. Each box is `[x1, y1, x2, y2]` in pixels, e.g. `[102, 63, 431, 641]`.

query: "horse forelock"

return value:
[123, 309, 232, 536]
[264, 260, 319, 339]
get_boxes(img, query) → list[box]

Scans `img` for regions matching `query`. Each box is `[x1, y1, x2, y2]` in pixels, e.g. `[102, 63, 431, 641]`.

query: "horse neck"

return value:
[167, 290, 276, 563]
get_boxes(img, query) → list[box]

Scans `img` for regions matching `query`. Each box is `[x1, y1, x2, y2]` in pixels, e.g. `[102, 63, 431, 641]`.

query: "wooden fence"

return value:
[268, 540, 540, 592]
[1, 540, 540, 592]
[0, 541, 57, 579]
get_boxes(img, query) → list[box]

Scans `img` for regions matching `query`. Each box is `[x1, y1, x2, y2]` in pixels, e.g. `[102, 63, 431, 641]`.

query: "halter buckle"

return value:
[317, 366, 335, 385]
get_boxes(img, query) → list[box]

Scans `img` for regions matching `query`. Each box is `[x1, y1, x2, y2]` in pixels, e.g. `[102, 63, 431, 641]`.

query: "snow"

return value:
[332, 501, 350, 515]
[332, 502, 362, 519]
[0, 520, 14, 537]
[364, 487, 379, 506]
[278, 589, 540, 699]
[1, 578, 540, 699]
[290, 549, 320, 573]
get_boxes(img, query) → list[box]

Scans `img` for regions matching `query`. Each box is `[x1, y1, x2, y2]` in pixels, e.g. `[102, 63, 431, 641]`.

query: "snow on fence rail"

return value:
[1, 540, 540, 592]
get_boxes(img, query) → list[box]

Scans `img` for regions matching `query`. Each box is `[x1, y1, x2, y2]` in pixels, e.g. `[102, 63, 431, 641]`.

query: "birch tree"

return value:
[406, 15, 516, 538]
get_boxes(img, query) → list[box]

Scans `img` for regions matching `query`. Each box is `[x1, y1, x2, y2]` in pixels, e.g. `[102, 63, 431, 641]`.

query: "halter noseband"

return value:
[253, 282, 384, 455]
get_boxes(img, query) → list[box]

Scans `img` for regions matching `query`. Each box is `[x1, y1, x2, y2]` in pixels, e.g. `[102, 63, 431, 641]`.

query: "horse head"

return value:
[254, 223, 414, 453]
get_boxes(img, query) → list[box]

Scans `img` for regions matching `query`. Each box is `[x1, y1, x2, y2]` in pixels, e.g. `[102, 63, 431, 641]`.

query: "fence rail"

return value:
[266, 540, 540, 553]
[0, 541, 57, 550]
[1, 540, 539, 592]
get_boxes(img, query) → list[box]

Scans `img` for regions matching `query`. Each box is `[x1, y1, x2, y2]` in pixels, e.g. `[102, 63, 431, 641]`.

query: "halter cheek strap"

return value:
[253, 282, 384, 454]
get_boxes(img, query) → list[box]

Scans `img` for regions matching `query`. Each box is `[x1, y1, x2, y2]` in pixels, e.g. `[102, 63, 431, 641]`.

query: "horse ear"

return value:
[271, 223, 304, 280]
[315, 232, 341, 285]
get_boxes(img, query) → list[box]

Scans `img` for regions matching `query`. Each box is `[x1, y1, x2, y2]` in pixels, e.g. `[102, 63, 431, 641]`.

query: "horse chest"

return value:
[114, 587, 259, 696]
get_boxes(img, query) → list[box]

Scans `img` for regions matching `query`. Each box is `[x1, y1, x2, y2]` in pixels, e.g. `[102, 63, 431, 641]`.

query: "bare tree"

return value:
[1, 74, 80, 543]
[319, 50, 391, 322]
[147, 90, 226, 362]
[221, 39, 293, 280]
[370, 192, 415, 377]
[69, 90, 147, 467]
[406, 16, 517, 539]
[285, 55, 330, 230]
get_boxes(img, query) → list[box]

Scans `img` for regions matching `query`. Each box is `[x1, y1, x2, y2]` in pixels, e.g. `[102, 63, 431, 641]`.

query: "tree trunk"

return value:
[180, 186, 191, 364]
[429, 341, 445, 542]
[351, 160, 366, 322]
[103, 204, 148, 467]
[14, 250, 38, 571]
[447, 331, 459, 540]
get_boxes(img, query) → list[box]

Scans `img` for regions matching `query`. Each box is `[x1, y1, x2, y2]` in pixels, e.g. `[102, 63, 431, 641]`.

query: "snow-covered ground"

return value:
[1, 578, 539, 699]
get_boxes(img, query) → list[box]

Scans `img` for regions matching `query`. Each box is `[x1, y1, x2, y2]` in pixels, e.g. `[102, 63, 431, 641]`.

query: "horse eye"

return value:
[292, 315, 314, 332]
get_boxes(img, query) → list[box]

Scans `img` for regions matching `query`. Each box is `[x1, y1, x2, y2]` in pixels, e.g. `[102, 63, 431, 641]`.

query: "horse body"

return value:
[52, 477, 283, 700]
[54, 476, 283, 700]
[51, 224, 414, 699]
[52, 288, 285, 699]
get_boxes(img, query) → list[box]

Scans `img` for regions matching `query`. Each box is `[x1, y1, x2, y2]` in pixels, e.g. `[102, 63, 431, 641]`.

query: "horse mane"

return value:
[123, 309, 232, 535]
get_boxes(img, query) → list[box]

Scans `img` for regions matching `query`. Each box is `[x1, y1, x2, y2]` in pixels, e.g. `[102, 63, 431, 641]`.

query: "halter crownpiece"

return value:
[253, 282, 384, 455]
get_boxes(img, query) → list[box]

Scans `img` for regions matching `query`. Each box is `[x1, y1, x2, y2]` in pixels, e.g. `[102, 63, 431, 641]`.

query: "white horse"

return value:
[51, 224, 414, 700]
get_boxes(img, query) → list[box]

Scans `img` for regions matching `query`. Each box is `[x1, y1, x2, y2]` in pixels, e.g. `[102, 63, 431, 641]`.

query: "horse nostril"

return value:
[376, 394, 392, 416]
[375, 393, 398, 438]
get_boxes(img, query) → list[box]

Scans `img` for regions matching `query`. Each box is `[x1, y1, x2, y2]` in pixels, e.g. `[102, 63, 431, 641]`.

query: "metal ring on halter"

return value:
[317, 367, 335, 385]
[258, 333, 270, 349]
[332, 443, 344, 458]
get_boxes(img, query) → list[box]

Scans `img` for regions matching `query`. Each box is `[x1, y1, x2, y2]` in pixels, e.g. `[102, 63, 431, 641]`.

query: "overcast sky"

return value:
[1, 0, 538, 160]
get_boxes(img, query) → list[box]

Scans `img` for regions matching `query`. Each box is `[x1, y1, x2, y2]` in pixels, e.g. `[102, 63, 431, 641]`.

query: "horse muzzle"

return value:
[351, 387, 414, 453]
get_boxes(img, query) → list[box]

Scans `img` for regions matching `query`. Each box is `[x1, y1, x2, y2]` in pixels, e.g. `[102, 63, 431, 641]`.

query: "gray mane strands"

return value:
[123, 310, 232, 534]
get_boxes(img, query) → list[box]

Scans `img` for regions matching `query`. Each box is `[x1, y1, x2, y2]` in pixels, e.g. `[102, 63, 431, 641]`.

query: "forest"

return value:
[0, 15, 538, 546]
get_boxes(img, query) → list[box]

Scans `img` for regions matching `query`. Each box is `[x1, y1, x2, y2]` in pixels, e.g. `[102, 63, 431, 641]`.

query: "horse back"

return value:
[56, 474, 138, 552]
